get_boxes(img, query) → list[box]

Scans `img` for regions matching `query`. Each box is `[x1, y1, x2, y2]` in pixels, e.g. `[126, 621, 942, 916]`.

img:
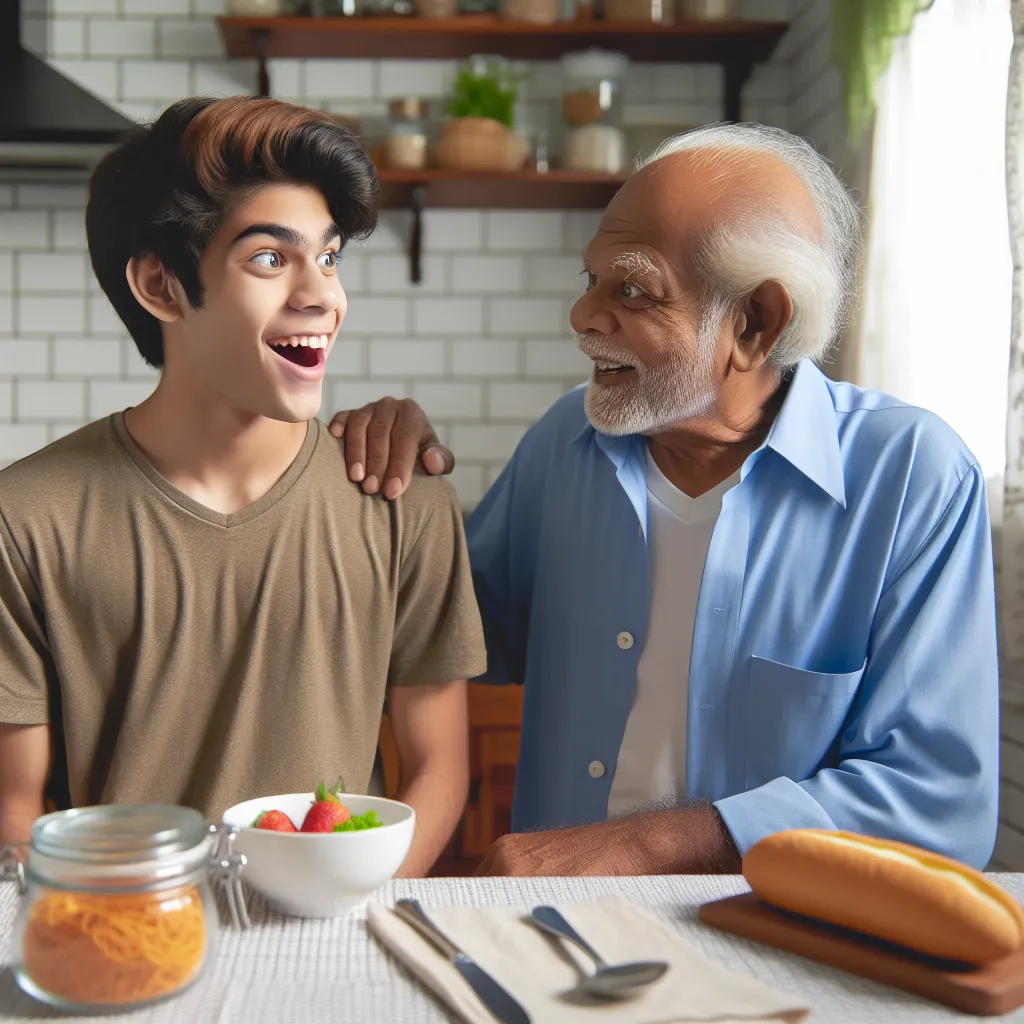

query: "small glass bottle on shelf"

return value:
[385, 98, 429, 170]
[560, 50, 629, 174]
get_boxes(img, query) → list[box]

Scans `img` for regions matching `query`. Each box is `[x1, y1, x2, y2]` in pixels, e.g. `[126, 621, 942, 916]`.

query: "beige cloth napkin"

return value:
[367, 895, 810, 1024]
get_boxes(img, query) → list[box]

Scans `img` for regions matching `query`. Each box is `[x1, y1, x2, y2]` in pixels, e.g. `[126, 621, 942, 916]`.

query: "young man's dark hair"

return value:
[86, 96, 379, 368]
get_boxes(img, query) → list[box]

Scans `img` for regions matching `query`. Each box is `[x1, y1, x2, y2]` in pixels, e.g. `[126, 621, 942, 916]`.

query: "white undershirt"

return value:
[606, 449, 740, 818]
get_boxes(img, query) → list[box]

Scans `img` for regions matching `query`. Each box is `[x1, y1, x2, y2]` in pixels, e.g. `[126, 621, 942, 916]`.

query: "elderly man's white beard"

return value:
[579, 324, 719, 436]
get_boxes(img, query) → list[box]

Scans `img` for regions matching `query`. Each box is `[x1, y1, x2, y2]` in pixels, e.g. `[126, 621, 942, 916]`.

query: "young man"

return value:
[0, 96, 486, 877]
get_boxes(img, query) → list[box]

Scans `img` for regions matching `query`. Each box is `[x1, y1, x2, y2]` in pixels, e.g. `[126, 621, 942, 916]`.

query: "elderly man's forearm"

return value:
[635, 804, 743, 874]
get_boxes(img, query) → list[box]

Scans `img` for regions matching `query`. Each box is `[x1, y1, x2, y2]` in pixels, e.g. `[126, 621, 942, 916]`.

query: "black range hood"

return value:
[1, 0, 134, 173]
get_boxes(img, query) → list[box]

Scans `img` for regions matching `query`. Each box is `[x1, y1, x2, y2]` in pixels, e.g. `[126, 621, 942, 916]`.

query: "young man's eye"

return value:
[252, 252, 282, 269]
[318, 251, 339, 270]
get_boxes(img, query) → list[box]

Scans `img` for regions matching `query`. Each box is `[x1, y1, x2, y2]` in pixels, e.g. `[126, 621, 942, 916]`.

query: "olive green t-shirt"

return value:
[0, 415, 486, 820]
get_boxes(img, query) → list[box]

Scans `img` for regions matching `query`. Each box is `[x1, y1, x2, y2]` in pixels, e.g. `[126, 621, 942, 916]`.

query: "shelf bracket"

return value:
[408, 184, 425, 285]
[723, 61, 753, 123]
[255, 30, 270, 97]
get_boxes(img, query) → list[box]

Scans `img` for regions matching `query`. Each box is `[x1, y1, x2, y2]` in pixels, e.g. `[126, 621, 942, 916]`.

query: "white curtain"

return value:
[852, 0, 1013, 490]
[1000, 0, 1024, 703]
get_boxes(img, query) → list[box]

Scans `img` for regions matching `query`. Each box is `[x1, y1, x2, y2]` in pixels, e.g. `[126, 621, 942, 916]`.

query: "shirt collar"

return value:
[570, 417, 649, 537]
[758, 359, 846, 508]
[570, 358, 846, 509]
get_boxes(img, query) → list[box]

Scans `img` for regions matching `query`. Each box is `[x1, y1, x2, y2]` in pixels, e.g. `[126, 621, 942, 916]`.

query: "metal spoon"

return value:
[530, 906, 669, 1000]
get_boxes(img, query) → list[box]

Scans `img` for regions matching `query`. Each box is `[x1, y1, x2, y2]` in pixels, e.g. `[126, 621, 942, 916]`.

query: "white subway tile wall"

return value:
[787, 0, 846, 167]
[6, 0, 812, 513]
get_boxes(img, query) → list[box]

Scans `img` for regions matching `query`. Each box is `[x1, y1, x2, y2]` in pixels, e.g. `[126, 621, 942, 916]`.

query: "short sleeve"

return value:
[387, 477, 487, 689]
[0, 514, 54, 724]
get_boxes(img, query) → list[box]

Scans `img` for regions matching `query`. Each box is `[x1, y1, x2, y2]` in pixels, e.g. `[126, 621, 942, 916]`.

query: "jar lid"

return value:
[561, 49, 630, 79]
[33, 805, 208, 865]
[389, 97, 427, 119]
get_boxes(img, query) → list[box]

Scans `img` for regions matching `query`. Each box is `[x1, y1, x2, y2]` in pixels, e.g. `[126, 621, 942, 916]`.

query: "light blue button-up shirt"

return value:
[465, 360, 999, 869]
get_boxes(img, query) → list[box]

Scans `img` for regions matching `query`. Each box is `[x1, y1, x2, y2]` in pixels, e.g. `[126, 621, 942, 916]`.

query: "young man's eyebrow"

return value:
[229, 223, 343, 249]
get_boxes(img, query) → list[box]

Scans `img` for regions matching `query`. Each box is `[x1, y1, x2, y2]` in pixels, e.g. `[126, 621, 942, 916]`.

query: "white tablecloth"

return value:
[2, 874, 1023, 1023]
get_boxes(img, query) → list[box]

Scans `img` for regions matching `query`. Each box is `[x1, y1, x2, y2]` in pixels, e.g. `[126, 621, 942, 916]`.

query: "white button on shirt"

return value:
[589, 760, 606, 779]
[616, 631, 634, 650]
[606, 451, 740, 818]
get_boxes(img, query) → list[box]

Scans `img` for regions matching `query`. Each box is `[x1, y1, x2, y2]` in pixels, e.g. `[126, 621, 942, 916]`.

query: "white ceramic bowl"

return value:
[222, 792, 415, 918]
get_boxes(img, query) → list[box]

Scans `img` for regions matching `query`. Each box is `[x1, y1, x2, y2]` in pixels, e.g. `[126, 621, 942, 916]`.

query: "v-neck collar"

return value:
[112, 413, 319, 529]
[645, 447, 740, 523]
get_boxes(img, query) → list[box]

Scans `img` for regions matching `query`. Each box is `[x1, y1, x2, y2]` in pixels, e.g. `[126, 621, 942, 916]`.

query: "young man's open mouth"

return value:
[266, 334, 329, 374]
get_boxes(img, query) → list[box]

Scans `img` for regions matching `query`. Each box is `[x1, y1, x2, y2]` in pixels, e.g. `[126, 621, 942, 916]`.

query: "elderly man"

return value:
[330, 123, 999, 875]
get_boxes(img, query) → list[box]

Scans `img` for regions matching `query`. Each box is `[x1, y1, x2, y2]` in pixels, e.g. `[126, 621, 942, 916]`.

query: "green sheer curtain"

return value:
[832, 0, 936, 141]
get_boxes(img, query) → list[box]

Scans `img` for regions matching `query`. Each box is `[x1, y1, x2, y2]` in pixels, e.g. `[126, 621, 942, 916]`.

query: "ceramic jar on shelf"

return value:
[502, 0, 559, 25]
[437, 56, 530, 172]
[435, 119, 530, 171]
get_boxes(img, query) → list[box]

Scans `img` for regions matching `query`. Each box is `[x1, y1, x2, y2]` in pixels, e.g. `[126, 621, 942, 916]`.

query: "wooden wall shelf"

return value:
[217, 15, 788, 120]
[378, 167, 625, 208]
[219, 15, 786, 64]
[216, 15, 789, 281]
[377, 168, 624, 282]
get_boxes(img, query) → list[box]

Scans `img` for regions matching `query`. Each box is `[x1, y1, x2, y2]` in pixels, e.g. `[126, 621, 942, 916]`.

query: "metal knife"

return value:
[393, 898, 531, 1024]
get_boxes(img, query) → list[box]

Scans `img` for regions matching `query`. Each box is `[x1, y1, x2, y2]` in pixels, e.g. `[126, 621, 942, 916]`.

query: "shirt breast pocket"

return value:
[742, 655, 866, 790]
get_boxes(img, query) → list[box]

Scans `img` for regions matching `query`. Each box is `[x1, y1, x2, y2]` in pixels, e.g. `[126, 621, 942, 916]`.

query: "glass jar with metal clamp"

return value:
[0, 805, 248, 1013]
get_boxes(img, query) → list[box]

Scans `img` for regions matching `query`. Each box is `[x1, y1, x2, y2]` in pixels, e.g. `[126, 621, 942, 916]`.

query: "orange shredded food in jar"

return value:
[22, 885, 206, 1006]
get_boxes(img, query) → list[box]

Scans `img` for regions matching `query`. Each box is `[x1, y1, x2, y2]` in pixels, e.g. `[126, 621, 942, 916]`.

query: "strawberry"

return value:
[300, 778, 351, 833]
[251, 809, 297, 832]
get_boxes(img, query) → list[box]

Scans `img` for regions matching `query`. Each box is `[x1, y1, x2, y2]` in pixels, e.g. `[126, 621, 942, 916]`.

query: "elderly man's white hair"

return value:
[637, 123, 864, 368]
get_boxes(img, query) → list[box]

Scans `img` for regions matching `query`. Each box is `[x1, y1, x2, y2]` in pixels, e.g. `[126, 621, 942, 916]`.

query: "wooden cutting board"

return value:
[699, 892, 1024, 1016]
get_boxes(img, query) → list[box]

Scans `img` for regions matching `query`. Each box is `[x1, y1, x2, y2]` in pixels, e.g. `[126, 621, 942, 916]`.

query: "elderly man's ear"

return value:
[730, 280, 793, 373]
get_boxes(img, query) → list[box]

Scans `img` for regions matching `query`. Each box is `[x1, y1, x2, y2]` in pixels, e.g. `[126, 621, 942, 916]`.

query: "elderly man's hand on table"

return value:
[328, 398, 453, 499]
[475, 804, 743, 877]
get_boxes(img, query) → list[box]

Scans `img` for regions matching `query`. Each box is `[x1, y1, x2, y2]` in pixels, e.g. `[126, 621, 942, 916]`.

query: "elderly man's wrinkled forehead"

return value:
[589, 147, 821, 273]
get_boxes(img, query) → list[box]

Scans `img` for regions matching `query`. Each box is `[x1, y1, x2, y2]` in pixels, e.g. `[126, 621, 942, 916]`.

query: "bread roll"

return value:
[742, 829, 1024, 964]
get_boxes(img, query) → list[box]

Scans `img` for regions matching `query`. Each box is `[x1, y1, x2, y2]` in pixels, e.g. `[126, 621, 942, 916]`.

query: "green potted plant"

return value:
[437, 57, 530, 172]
